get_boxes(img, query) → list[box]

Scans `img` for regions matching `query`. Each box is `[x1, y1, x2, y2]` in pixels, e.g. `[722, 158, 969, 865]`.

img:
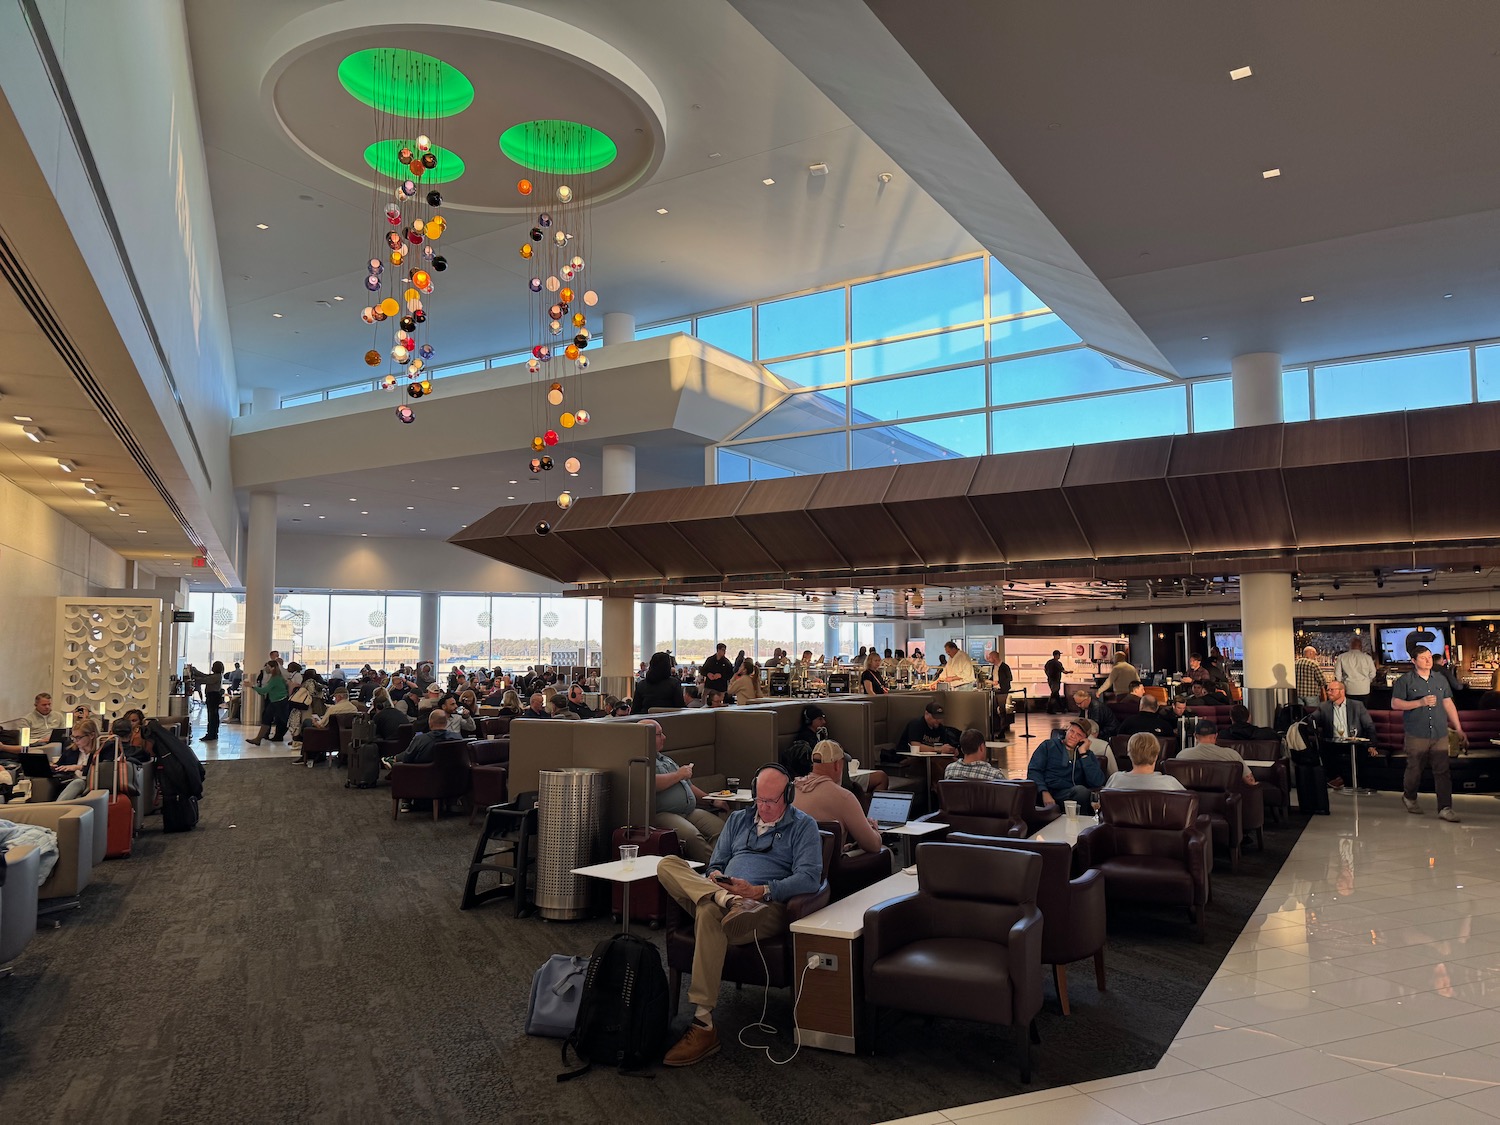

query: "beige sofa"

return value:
[1, 804, 93, 901]
[2, 844, 41, 969]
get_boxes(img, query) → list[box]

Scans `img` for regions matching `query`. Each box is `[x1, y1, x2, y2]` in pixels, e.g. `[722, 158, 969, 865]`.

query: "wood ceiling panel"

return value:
[806, 466, 923, 570]
[883, 459, 997, 565]
[735, 476, 845, 574]
[544, 493, 660, 581]
[969, 449, 1088, 561]
[1281, 415, 1411, 546]
[1061, 437, 1187, 557]
[1167, 427, 1293, 552]
[1408, 402, 1500, 539]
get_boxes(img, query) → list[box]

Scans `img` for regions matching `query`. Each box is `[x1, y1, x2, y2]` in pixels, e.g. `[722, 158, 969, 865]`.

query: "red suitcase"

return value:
[610, 758, 684, 928]
[91, 749, 135, 859]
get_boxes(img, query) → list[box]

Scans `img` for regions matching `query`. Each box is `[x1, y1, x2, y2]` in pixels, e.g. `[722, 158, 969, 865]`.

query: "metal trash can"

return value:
[534, 767, 609, 921]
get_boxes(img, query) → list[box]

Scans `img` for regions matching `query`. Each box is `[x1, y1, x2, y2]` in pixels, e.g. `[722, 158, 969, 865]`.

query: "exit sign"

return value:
[192, 557, 208, 568]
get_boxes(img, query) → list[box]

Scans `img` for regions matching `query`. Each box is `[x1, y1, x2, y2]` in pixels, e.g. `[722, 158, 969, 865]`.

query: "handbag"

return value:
[526, 954, 589, 1038]
[289, 683, 314, 712]
[1448, 729, 1467, 758]
[90, 738, 143, 796]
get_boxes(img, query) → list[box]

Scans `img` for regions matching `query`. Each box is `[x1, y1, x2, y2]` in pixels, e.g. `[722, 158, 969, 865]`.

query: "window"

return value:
[1479, 345, 1500, 402]
[1283, 368, 1311, 423]
[764, 352, 846, 389]
[851, 259, 984, 342]
[717, 449, 751, 483]
[758, 288, 845, 358]
[432, 359, 488, 377]
[675, 607, 717, 664]
[636, 319, 691, 341]
[851, 413, 988, 468]
[282, 594, 331, 670]
[327, 382, 371, 400]
[540, 597, 586, 665]
[181, 591, 216, 672]
[852, 327, 985, 381]
[851, 367, 985, 422]
[694, 307, 753, 359]
[384, 597, 421, 668]
[1191, 379, 1234, 433]
[991, 348, 1162, 406]
[329, 595, 390, 668]
[755, 610, 795, 662]
[717, 610, 757, 669]
[989, 258, 1047, 319]
[735, 390, 847, 440]
[1313, 348, 1470, 419]
[729, 432, 848, 476]
[439, 595, 491, 667]
[280, 391, 324, 408]
[492, 596, 541, 667]
[992, 386, 1187, 454]
[491, 350, 532, 369]
[990, 312, 1080, 358]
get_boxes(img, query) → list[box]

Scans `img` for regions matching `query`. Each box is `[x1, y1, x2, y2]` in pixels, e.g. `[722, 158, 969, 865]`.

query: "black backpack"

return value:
[558, 933, 668, 1080]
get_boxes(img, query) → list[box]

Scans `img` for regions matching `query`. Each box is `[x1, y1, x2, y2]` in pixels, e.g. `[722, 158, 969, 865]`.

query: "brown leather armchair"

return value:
[389, 741, 472, 821]
[1222, 738, 1289, 824]
[816, 820, 892, 900]
[1007, 778, 1061, 835]
[949, 833, 1106, 1015]
[935, 780, 1031, 839]
[299, 722, 340, 764]
[1078, 790, 1211, 941]
[665, 829, 835, 1014]
[480, 716, 513, 739]
[468, 738, 510, 824]
[1162, 759, 1246, 871]
[863, 842, 1045, 1081]
[378, 722, 415, 761]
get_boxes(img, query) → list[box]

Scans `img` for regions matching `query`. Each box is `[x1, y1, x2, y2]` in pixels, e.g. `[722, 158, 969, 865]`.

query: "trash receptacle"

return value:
[535, 767, 609, 921]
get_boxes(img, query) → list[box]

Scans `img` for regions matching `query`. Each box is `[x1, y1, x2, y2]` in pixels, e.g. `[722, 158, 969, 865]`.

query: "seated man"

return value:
[1312, 680, 1377, 791]
[1188, 680, 1231, 706]
[310, 687, 359, 727]
[943, 727, 1007, 781]
[1026, 718, 1105, 812]
[1177, 720, 1257, 786]
[10, 692, 63, 747]
[656, 764, 823, 1066]
[782, 740, 883, 854]
[1222, 703, 1277, 742]
[521, 693, 550, 720]
[566, 684, 594, 719]
[383, 709, 448, 768]
[683, 684, 705, 708]
[1069, 687, 1119, 740]
[642, 719, 724, 863]
[897, 701, 962, 753]
[547, 696, 580, 720]
[1118, 694, 1175, 739]
[1078, 718, 1117, 776]
[1104, 733, 1187, 791]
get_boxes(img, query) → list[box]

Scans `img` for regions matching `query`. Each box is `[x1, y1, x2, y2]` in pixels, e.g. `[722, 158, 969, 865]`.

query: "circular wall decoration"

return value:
[363, 139, 466, 184]
[477, 611, 493, 628]
[800, 616, 816, 630]
[337, 48, 475, 117]
[692, 614, 708, 631]
[368, 610, 386, 628]
[542, 611, 560, 629]
[214, 607, 234, 627]
[499, 119, 617, 174]
[827, 616, 840, 629]
[749, 615, 763, 629]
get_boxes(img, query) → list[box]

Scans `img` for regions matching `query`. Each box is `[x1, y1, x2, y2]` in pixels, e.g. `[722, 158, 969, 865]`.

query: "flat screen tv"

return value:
[1378, 625, 1448, 663]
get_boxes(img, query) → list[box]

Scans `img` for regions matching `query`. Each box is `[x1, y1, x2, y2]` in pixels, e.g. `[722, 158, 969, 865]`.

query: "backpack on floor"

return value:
[527, 954, 589, 1038]
[558, 933, 669, 1080]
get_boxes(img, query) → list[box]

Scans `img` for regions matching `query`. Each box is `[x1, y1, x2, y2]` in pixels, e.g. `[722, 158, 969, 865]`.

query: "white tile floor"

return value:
[879, 791, 1500, 1125]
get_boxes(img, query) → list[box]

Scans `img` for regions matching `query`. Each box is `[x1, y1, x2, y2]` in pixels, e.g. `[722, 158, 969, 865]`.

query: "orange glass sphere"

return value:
[517, 179, 534, 196]
[379, 298, 399, 317]
[519, 244, 533, 259]
[559, 287, 574, 304]
[364, 349, 381, 366]
[411, 269, 431, 289]
[409, 160, 425, 176]
[572, 312, 586, 328]
[560, 411, 576, 427]
[564, 344, 580, 360]
[531, 436, 544, 452]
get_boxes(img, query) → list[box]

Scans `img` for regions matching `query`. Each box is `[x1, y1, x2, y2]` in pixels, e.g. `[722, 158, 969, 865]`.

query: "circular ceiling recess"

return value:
[336, 48, 475, 117]
[499, 120, 618, 175]
[363, 138, 467, 184]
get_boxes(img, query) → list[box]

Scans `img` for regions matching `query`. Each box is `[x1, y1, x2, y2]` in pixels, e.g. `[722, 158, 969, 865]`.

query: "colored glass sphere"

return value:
[556, 185, 573, 202]
[535, 520, 551, 535]
[529, 457, 543, 473]
[364, 349, 381, 366]
[556, 491, 572, 510]
[543, 430, 559, 446]
[560, 410, 576, 427]
[564, 456, 581, 473]
[517, 179, 534, 195]
[396, 405, 415, 423]
[531, 436, 544, 451]
[575, 409, 590, 425]
[426, 190, 442, 206]
[519, 244, 533, 259]
[529, 278, 543, 293]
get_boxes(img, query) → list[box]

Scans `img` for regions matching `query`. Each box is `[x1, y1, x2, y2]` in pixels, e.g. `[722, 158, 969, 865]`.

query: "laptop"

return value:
[867, 790, 916, 830]
[18, 752, 57, 778]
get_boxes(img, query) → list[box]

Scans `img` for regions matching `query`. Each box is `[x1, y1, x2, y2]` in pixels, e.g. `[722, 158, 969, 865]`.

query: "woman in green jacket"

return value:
[246, 659, 290, 746]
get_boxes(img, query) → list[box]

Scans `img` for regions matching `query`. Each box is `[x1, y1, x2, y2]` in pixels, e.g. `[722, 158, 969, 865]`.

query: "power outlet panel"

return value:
[815, 953, 838, 971]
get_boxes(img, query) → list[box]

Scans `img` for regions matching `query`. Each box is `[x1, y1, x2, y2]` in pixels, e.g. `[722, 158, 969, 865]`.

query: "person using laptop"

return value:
[10, 692, 63, 749]
[943, 727, 1007, 781]
[896, 701, 961, 753]
[780, 740, 883, 854]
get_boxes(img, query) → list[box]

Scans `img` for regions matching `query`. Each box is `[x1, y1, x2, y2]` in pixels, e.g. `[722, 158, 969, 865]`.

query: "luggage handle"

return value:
[626, 756, 651, 833]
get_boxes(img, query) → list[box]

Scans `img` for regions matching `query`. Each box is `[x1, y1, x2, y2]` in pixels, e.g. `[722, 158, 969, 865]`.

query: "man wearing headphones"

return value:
[656, 763, 824, 1067]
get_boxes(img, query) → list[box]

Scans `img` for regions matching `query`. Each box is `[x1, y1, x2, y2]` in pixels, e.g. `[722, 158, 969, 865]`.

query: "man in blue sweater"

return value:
[657, 763, 823, 1067]
[1027, 719, 1106, 813]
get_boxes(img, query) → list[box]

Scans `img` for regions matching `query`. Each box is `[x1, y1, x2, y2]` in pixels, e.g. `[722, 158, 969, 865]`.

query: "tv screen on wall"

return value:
[1378, 626, 1448, 663]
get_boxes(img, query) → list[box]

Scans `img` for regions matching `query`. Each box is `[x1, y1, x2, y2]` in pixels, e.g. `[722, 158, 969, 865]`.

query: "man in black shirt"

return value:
[566, 684, 595, 719]
[896, 702, 962, 751]
[700, 643, 733, 697]
[1069, 687, 1119, 740]
[1044, 650, 1065, 713]
[1118, 695, 1177, 739]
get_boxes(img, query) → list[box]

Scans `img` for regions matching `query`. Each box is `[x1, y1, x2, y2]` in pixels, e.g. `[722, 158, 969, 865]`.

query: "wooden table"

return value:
[790, 867, 920, 1054]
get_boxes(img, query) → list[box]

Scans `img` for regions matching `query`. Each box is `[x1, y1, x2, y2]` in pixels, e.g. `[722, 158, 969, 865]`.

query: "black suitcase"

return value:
[346, 740, 382, 789]
[1293, 752, 1330, 815]
[162, 794, 200, 832]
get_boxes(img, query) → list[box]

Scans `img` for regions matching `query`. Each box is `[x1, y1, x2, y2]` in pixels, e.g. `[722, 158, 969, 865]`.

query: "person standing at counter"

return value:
[1332, 637, 1377, 701]
[929, 640, 976, 688]
[860, 652, 888, 695]
[1103, 652, 1139, 698]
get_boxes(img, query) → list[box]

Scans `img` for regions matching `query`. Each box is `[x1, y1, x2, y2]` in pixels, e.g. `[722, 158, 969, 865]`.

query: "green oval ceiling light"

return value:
[338, 49, 475, 117]
[363, 140, 466, 185]
[499, 120, 618, 175]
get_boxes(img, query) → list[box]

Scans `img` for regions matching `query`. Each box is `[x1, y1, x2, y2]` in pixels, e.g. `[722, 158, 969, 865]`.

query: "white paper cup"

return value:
[620, 844, 639, 869]
[1063, 800, 1079, 817]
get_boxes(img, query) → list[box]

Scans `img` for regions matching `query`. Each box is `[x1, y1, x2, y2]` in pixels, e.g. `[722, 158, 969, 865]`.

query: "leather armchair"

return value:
[1162, 759, 1246, 871]
[300, 722, 340, 764]
[1007, 778, 1061, 835]
[2, 844, 40, 973]
[1, 804, 93, 904]
[1222, 738, 1289, 824]
[863, 842, 1045, 1081]
[378, 722, 415, 762]
[665, 829, 834, 1014]
[935, 780, 1030, 839]
[480, 716, 513, 739]
[389, 741, 473, 821]
[816, 820, 892, 900]
[55, 790, 110, 867]
[468, 739, 510, 824]
[948, 833, 1106, 1015]
[1079, 790, 1210, 941]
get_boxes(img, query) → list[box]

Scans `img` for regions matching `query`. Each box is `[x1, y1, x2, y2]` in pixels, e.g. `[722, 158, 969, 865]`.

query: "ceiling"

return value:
[861, 0, 1500, 376]
[184, 0, 980, 401]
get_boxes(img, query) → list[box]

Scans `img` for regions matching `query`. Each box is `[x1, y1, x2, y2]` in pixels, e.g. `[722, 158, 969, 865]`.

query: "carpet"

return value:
[0, 761, 1305, 1123]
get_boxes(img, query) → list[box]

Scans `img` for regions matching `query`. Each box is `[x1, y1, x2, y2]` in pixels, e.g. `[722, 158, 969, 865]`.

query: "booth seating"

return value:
[842, 691, 989, 758]
[664, 829, 835, 1015]
[949, 833, 1107, 1016]
[1162, 759, 1249, 871]
[1079, 790, 1211, 941]
[817, 820, 893, 900]
[300, 722, 340, 764]
[2, 844, 41, 974]
[863, 843, 1045, 1081]
[389, 741, 473, 821]
[0, 804, 93, 908]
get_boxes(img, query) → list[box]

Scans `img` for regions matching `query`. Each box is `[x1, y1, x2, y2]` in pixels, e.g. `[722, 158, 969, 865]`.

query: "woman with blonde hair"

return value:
[55, 717, 101, 800]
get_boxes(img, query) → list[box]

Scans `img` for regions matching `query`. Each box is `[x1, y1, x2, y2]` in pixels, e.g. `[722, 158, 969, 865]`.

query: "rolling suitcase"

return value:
[90, 743, 135, 858]
[346, 740, 381, 789]
[1293, 751, 1330, 815]
[610, 758, 683, 928]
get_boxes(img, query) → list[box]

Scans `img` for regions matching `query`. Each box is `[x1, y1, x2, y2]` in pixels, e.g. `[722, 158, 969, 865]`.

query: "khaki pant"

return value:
[653, 808, 725, 863]
[657, 855, 787, 1011]
[1403, 735, 1453, 809]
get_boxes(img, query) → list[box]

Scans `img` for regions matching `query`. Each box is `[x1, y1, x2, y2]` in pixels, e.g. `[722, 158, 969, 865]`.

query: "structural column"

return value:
[638, 605, 657, 662]
[1240, 572, 1296, 726]
[419, 592, 440, 670]
[251, 386, 278, 416]
[1231, 352, 1284, 427]
[599, 442, 638, 698]
[602, 311, 636, 345]
[823, 619, 840, 662]
[242, 491, 277, 726]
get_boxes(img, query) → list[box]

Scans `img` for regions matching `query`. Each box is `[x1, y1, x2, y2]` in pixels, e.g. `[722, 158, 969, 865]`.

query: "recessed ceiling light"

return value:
[361, 533, 368, 537]
[406, 505, 415, 510]
[173, 561, 181, 566]
[1262, 168, 1281, 179]
[361, 511, 368, 515]
[256, 223, 269, 230]
[762, 177, 775, 186]
[1300, 294, 1315, 303]
[349, 498, 357, 502]
[80, 480, 98, 495]
[451, 485, 460, 490]
[118, 511, 130, 518]
[318, 515, 326, 519]
[1229, 65, 1253, 80]
[137, 529, 147, 534]
[303, 502, 311, 507]
[333, 296, 344, 302]
[506, 496, 514, 500]
[419, 528, 426, 532]
[655, 208, 669, 215]
[708, 152, 721, 158]
[1201, 336, 1209, 341]
[22, 425, 45, 442]
[272, 313, 284, 318]
[1443, 292, 1454, 299]
[13, 415, 32, 422]
[57, 459, 76, 472]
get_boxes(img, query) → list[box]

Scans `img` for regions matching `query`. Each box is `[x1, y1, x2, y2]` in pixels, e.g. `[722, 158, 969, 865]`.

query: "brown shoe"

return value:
[663, 1020, 719, 1067]
[721, 897, 768, 943]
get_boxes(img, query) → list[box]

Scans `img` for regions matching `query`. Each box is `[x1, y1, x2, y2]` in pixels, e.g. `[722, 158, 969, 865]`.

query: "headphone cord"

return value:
[736, 929, 812, 1066]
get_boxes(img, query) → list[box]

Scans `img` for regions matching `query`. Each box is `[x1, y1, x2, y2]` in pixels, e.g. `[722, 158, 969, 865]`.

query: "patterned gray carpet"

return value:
[0, 761, 1305, 1124]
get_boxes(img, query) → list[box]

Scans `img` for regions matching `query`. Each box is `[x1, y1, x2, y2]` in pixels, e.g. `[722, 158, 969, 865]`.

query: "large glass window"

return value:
[851, 259, 984, 342]
[654, 605, 676, 660]
[1191, 379, 1234, 433]
[735, 390, 847, 440]
[992, 386, 1187, 454]
[1283, 368, 1311, 423]
[282, 594, 331, 671]
[694, 307, 753, 359]
[439, 595, 491, 667]
[675, 607, 717, 664]
[492, 596, 540, 668]
[327, 382, 371, 400]
[717, 609, 757, 669]
[280, 391, 323, 408]
[763, 352, 846, 389]
[758, 288, 845, 358]
[851, 414, 988, 469]
[636, 319, 691, 341]
[1313, 348, 1471, 419]
[851, 367, 985, 422]
[992, 348, 1162, 406]
[181, 592, 215, 672]
[990, 313, 1080, 358]
[728, 432, 848, 476]
[329, 595, 390, 669]
[755, 610, 796, 661]
[540, 597, 586, 665]
[384, 597, 421, 670]
[852, 328, 985, 381]
[989, 258, 1047, 319]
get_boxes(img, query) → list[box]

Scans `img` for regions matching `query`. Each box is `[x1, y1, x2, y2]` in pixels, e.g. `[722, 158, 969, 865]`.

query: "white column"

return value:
[823, 619, 840, 661]
[602, 444, 636, 495]
[419, 592, 440, 669]
[603, 311, 636, 345]
[639, 603, 656, 660]
[1240, 572, 1296, 726]
[1231, 352, 1284, 428]
[242, 491, 277, 725]
[600, 597, 635, 699]
[251, 386, 278, 416]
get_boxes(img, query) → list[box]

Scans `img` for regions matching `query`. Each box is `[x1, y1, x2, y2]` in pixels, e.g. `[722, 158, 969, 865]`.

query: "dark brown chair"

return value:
[1007, 779, 1061, 835]
[480, 716, 513, 739]
[333, 711, 360, 761]
[949, 833, 1106, 1015]
[389, 741, 472, 821]
[935, 780, 1031, 839]
[1222, 738, 1290, 823]
[1162, 758, 1246, 871]
[816, 820, 892, 900]
[665, 830, 835, 1014]
[468, 739, 510, 824]
[298, 722, 339, 764]
[1078, 790, 1211, 941]
[863, 842, 1045, 1081]
[378, 722, 414, 762]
